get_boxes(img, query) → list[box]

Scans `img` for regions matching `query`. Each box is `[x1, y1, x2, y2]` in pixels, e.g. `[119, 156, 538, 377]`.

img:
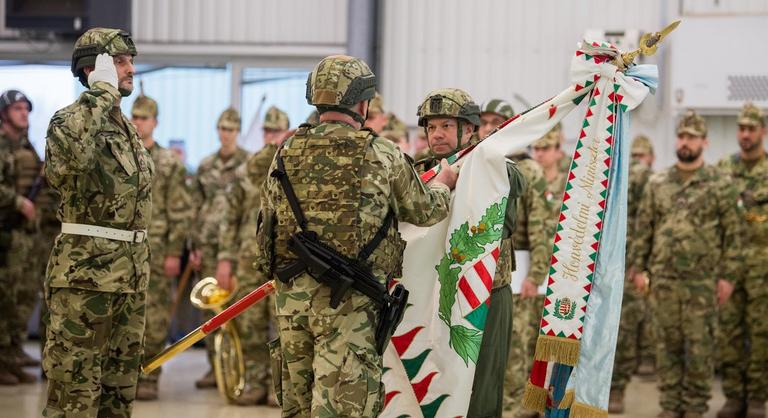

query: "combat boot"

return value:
[682, 413, 703, 418]
[5, 361, 35, 383]
[657, 411, 680, 418]
[717, 398, 746, 418]
[746, 400, 766, 418]
[637, 358, 656, 377]
[195, 369, 217, 389]
[231, 385, 267, 406]
[0, 369, 19, 385]
[608, 389, 625, 413]
[135, 380, 159, 401]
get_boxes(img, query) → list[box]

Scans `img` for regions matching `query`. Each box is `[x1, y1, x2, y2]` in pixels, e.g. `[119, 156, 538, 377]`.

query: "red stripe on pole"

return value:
[458, 276, 481, 310]
[202, 281, 275, 334]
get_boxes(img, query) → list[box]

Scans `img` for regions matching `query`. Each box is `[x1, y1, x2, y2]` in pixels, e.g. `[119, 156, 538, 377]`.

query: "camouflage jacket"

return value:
[626, 159, 652, 263]
[718, 153, 768, 274]
[509, 154, 550, 286]
[191, 147, 250, 248]
[218, 143, 277, 263]
[147, 143, 193, 261]
[629, 164, 743, 282]
[543, 169, 567, 235]
[255, 123, 452, 316]
[0, 133, 21, 222]
[44, 82, 154, 293]
[416, 155, 524, 289]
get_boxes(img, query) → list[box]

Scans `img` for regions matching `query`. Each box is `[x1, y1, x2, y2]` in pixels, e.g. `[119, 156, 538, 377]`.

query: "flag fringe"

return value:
[533, 335, 581, 365]
[571, 401, 609, 418]
[558, 389, 575, 409]
[522, 381, 547, 413]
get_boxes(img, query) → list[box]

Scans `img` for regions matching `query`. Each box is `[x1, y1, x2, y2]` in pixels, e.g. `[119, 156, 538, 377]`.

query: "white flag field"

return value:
[381, 40, 657, 418]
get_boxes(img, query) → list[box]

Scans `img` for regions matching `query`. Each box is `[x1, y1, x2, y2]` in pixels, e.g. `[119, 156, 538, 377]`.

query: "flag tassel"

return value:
[522, 380, 548, 413]
[533, 335, 581, 365]
[571, 402, 609, 418]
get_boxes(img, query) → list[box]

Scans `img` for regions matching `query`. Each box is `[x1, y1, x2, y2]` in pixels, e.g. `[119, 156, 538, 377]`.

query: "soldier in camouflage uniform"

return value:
[0, 90, 39, 385]
[476, 100, 550, 417]
[608, 135, 656, 413]
[629, 110, 742, 418]
[254, 55, 456, 418]
[130, 95, 193, 401]
[716, 103, 768, 418]
[415, 90, 526, 418]
[364, 93, 388, 134]
[216, 105, 290, 406]
[190, 107, 250, 388]
[43, 28, 153, 417]
[380, 113, 410, 154]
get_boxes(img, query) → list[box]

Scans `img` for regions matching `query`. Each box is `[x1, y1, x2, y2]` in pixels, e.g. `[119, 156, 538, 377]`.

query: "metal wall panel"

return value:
[380, 0, 689, 167]
[132, 0, 348, 45]
[682, 0, 768, 15]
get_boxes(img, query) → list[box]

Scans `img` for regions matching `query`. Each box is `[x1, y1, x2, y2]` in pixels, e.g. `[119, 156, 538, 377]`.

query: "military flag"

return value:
[381, 40, 655, 417]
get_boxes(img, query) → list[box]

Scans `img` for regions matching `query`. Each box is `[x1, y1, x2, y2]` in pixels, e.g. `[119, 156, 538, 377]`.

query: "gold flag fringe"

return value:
[533, 335, 581, 366]
[571, 402, 608, 418]
[558, 389, 575, 409]
[522, 381, 547, 413]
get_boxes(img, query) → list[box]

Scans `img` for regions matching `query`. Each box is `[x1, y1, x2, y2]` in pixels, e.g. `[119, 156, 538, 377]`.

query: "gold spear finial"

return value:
[619, 20, 681, 69]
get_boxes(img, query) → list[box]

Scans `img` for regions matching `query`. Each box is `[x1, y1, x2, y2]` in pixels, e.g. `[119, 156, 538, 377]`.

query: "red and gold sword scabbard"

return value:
[141, 280, 276, 374]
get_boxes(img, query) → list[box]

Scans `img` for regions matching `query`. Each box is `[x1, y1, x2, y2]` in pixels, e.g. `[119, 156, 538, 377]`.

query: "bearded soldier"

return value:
[189, 107, 250, 388]
[716, 103, 768, 418]
[131, 95, 193, 401]
[43, 28, 153, 416]
[216, 105, 291, 405]
[630, 110, 742, 418]
[416, 89, 525, 418]
[477, 99, 549, 417]
[254, 55, 456, 417]
[0, 90, 39, 385]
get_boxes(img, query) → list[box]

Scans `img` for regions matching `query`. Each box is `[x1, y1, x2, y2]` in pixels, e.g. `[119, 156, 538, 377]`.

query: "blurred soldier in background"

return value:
[364, 93, 388, 134]
[43, 27, 153, 416]
[379, 113, 410, 155]
[216, 105, 290, 406]
[0, 89, 39, 385]
[477, 99, 549, 417]
[630, 110, 742, 418]
[716, 103, 768, 418]
[190, 107, 250, 389]
[609, 134, 656, 413]
[131, 94, 193, 401]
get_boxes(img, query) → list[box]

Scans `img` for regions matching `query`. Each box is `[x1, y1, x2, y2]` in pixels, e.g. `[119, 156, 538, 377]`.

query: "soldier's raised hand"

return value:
[433, 159, 458, 190]
[88, 53, 118, 89]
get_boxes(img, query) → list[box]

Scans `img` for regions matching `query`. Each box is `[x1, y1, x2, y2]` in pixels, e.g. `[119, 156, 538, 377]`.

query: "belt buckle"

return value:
[132, 230, 146, 243]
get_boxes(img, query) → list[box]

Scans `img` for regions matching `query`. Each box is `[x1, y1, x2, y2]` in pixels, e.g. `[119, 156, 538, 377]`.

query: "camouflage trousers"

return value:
[230, 265, 276, 394]
[718, 271, 768, 401]
[8, 229, 40, 343]
[504, 294, 543, 414]
[198, 244, 219, 369]
[138, 258, 172, 383]
[271, 307, 383, 418]
[612, 282, 654, 390]
[650, 277, 716, 413]
[0, 232, 21, 360]
[43, 287, 146, 418]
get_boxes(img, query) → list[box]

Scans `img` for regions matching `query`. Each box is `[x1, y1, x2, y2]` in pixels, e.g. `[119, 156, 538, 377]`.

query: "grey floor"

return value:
[1, 342, 727, 418]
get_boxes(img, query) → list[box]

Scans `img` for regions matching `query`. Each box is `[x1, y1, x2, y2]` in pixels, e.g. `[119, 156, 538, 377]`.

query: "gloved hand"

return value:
[88, 53, 118, 89]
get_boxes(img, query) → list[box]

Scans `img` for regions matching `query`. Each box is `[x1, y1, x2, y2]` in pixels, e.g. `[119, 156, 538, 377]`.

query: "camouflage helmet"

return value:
[263, 106, 290, 130]
[676, 109, 707, 137]
[738, 102, 765, 127]
[631, 134, 654, 155]
[71, 28, 137, 87]
[0, 89, 32, 113]
[368, 93, 384, 115]
[305, 55, 376, 109]
[383, 113, 408, 139]
[417, 88, 481, 127]
[217, 108, 241, 131]
[533, 126, 562, 148]
[131, 95, 158, 118]
[480, 99, 515, 119]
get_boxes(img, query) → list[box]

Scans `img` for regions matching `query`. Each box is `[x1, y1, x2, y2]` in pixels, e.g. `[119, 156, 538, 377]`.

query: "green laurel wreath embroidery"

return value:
[553, 297, 577, 320]
[435, 197, 507, 366]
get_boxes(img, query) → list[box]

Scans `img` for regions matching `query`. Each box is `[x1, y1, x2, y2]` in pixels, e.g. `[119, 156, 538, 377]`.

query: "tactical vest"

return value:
[11, 139, 41, 195]
[273, 125, 405, 281]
